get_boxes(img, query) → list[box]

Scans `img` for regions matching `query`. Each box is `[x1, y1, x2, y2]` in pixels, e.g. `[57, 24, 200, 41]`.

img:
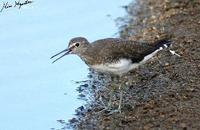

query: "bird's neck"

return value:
[78, 45, 95, 66]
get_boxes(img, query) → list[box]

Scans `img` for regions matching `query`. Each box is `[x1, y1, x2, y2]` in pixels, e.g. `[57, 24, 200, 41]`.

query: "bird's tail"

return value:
[151, 39, 181, 57]
[153, 39, 172, 51]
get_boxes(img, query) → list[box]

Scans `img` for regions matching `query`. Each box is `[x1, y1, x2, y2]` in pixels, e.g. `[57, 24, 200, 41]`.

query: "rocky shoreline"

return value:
[67, 0, 200, 129]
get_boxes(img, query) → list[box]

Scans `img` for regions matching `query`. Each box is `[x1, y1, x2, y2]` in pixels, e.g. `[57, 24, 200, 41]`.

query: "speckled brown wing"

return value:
[87, 38, 154, 65]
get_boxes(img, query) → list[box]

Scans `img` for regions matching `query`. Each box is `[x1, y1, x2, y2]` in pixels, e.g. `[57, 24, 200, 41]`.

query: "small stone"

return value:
[151, 15, 156, 19]
[69, 118, 78, 124]
[152, 26, 156, 30]
[156, 35, 160, 38]
[165, 62, 170, 66]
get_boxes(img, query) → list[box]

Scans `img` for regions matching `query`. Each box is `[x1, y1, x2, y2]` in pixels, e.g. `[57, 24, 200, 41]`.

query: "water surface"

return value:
[0, 0, 131, 129]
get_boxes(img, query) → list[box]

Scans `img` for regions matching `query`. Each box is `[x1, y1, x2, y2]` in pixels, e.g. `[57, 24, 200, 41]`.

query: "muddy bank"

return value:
[67, 0, 200, 129]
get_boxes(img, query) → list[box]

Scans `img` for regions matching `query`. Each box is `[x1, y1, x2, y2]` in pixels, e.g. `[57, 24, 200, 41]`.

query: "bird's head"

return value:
[50, 37, 89, 63]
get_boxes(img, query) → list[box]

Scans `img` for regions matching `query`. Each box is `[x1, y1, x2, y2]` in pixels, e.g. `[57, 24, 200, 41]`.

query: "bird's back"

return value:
[84, 38, 154, 65]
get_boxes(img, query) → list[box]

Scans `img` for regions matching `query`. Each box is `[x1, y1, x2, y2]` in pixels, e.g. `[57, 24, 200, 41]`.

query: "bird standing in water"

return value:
[51, 37, 171, 112]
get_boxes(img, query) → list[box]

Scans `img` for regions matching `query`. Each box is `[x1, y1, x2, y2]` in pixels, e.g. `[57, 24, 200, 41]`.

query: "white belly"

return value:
[91, 59, 139, 75]
[91, 48, 161, 76]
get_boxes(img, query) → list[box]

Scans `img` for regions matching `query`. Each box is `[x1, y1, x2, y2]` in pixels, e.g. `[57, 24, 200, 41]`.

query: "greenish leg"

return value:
[108, 82, 114, 109]
[118, 83, 123, 113]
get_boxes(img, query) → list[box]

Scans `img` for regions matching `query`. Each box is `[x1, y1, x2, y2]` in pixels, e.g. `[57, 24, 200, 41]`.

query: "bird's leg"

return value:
[118, 76, 125, 113]
[118, 82, 123, 113]
[107, 76, 115, 109]
[102, 76, 123, 115]
[108, 75, 124, 114]
[108, 84, 114, 109]
[98, 75, 126, 115]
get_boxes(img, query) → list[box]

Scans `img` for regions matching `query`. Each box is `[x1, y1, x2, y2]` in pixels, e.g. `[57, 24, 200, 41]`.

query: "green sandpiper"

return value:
[51, 37, 171, 112]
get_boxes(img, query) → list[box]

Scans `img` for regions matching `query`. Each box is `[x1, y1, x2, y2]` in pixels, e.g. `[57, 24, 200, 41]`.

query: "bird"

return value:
[51, 37, 171, 112]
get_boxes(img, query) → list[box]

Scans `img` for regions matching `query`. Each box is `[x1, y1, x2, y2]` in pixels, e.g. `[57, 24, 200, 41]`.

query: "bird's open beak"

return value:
[50, 48, 71, 63]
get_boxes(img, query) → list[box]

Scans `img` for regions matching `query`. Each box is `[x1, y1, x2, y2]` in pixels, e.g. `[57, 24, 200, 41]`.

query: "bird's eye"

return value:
[75, 42, 80, 47]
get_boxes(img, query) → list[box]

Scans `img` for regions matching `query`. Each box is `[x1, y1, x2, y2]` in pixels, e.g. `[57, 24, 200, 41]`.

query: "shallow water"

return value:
[0, 0, 131, 130]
